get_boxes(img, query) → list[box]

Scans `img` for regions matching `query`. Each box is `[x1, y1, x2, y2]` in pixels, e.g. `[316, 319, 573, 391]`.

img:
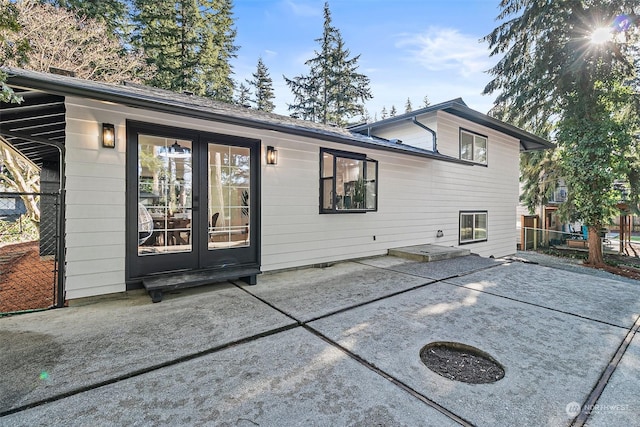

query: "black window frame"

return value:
[459, 128, 488, 165]
[319, 148, 378, 214]
[459, 210, 488, 244]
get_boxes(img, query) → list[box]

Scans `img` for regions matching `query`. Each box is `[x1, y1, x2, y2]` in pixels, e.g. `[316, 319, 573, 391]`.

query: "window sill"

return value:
[459, 239, 488, 245]
[320, 209, 375, 214]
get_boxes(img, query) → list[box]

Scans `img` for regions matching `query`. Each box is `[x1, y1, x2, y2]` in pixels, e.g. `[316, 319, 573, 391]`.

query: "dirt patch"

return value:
[540, 248, 640, 282]
[0, 241, 56, 313]
[584, 262, 640, 281]
[420, 342, 505, 384]
[584, 252, 640, 281]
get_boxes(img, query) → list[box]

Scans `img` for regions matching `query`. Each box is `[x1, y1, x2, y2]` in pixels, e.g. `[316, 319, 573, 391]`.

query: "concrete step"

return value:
[388, 244, 471, 262]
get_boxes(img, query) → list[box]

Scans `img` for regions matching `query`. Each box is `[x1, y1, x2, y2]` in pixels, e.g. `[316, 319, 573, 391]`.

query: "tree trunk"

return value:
[2, 147, 40, 222]
[586, 225, 604, 266]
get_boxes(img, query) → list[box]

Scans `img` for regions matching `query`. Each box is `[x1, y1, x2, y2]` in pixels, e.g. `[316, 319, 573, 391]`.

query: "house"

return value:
[0, 67, 552, 303]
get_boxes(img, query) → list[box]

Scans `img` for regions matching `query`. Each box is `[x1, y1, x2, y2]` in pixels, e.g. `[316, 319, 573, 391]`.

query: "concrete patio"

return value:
[0, 253, 638, 426]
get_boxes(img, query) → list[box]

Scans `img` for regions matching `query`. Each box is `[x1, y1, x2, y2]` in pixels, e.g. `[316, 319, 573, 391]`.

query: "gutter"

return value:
[411, 117, 438, 153]
[4, 70, 474, 165]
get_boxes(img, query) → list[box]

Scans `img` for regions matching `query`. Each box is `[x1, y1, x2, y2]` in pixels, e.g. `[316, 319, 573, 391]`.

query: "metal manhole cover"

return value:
[420, 341, 505, 384]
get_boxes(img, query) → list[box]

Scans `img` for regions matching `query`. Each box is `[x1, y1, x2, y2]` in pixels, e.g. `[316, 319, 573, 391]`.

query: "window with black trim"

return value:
[320, 148, 378, 213]
[460, 129, 487, 164]
[459, 211, 488, 244]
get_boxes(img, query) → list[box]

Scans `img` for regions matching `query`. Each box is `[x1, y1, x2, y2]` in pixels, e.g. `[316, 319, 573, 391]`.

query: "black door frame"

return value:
[125, 120, 261, 284]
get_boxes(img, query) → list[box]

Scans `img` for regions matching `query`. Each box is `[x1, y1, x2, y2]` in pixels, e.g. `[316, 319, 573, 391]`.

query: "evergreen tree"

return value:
[133, 0, 238, 101]
[423, 95, 430, 108]
[284, 2, 371, 126]
[484, 1, 640, 265]
[201, 0, 237, 101]
[380, 106, 387, 120]
[247, 57, 275, 112]
[235, 82, 251, 107]
[404, 98, 412, 113]
[359, 108, 372, 124]
[389, 105, 397, 117]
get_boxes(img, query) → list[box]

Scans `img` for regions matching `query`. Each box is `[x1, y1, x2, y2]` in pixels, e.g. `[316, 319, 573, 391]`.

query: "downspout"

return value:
[411, 117, 438, 152]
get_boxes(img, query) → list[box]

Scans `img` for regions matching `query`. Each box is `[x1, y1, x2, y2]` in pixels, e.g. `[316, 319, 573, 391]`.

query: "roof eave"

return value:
[441, 104, 554, 152]
[350, 97, 554, 152]
[4, 69, 480, 164]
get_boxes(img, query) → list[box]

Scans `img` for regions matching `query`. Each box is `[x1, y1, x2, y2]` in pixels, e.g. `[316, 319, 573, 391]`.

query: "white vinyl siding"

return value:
[64, 98, 520, 300]
[364, 117, 437, 151]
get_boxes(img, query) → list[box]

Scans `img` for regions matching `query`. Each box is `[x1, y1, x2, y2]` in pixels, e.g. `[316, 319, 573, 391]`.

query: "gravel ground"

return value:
[509, 250, 640, 286]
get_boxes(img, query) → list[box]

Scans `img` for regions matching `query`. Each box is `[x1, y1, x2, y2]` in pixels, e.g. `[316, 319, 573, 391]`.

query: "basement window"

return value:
[460, 211, 488, 244]
[320, 148, 378, 213]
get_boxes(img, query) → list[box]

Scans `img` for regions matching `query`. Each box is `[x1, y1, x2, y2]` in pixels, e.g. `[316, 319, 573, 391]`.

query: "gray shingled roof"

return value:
[349, 98, 553, 152]
[1, 67, 548, 167]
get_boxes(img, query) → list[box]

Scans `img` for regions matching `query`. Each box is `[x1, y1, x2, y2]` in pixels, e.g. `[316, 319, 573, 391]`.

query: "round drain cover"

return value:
[420, 341, 504, 384]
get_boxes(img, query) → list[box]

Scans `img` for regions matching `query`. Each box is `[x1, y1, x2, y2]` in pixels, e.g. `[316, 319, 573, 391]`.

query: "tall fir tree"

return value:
[247, 57, 275, 112]
[235, 82, 251, 107]
[404, 97, 412, 113]
[133, 0, 237, 101]
[380, 106, 387, 119]
[201, 0, 237, 101]
[484, 1, 639, 265]
[284, 2, 371, 126]
[422, 95, 430, 108]
[389, 105, 397, 117]
[359, 108, 372, 124]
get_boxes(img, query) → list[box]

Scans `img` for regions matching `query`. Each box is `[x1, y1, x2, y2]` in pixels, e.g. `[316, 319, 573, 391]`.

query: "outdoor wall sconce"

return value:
[266, 146, 278, 165]
[102, 123, 115, 148]
[436, 230, 444, 238]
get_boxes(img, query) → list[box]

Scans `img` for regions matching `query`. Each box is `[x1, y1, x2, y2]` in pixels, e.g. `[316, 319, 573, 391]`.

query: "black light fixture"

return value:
[102, 123, 115, 148]
[170, 141, 184, 153]
[266, 146, 278, 165]
[169, 140, 191, 157]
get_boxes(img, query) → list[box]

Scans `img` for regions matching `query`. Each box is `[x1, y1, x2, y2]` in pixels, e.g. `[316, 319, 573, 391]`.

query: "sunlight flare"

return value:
[590, 26, 611, 44]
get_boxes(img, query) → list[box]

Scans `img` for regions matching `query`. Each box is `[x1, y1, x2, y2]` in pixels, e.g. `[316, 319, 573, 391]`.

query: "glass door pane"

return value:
[137, 135, 193, 255]
[207, 143, 250, 250]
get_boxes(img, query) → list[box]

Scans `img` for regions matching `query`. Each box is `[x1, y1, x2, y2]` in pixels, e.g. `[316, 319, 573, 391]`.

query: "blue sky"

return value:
[232, 0, 504, 118]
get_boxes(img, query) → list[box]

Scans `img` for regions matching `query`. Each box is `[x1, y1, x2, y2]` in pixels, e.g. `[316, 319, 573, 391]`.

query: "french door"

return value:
[126, 121, 260, 280]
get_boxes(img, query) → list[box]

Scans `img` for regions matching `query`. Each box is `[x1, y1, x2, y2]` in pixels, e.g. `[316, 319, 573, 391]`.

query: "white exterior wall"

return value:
[359, 110, 520, 261]
[64, 97, 519, 299]
[366, 115, 437, 151]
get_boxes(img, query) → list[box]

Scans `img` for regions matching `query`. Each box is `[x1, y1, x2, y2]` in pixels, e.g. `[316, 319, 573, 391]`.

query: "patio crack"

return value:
[439, 280, 632, 330]
[300, 324, 474, 427]
[0, 322, 298, 418]
[570, 313, 640, 427]
[232, 281, 474, 426]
